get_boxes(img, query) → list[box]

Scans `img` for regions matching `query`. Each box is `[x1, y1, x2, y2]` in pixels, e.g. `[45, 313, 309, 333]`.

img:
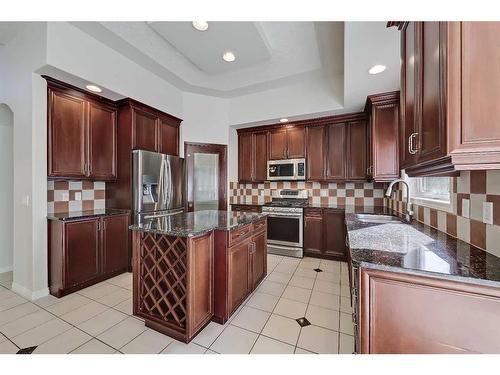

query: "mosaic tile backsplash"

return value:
[47, 180, 106, 214]
[229, 181, 388, 207]
[386, 170, 500, 258]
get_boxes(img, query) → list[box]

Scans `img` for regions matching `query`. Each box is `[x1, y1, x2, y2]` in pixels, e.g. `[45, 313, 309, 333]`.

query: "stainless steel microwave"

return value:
[267, 159, 306, 181]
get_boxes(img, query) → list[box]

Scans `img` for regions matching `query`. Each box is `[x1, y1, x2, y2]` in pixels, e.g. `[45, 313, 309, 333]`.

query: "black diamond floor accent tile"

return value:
[17, 346, 37, 354]
[296, 317, 311, 327]
[313, 268, 323, 272]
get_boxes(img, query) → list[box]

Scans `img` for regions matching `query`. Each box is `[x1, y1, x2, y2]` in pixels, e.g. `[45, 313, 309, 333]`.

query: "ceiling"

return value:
[70, 21, 342, 97]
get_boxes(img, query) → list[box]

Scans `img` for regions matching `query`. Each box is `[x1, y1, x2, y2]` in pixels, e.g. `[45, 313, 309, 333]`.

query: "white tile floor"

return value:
[0, 255, 354, 354]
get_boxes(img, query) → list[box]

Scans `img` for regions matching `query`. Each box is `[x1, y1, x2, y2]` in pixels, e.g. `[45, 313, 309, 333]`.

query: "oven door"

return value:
[267, 162, 296, 181]
[266, 213, 303, 248]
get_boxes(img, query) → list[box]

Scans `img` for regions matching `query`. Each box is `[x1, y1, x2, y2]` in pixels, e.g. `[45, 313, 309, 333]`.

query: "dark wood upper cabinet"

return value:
[326, 123, 347, 180]
[132, 107, 158, 152]
[306, 126, 326, 180]
[46, 78, 117, 181]
[366, 92, 400, 181]
[286, 127, 306, 158]
[158, 116, 180, 155]
[88, 102, 117, 180]
[48, 88, 87, 178]
[238, 130, 268, 182]
[347, 120, 368, 181]
[269, 128, 287, 160]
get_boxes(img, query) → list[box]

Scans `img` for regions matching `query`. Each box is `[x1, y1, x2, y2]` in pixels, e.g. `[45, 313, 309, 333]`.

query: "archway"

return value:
[0, 103, 14, 289]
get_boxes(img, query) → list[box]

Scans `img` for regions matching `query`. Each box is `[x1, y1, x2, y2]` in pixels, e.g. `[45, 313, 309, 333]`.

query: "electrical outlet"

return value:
[462, 198, 470, 218]
[75, 192, 82, 201]
[483, 202, 493, 224]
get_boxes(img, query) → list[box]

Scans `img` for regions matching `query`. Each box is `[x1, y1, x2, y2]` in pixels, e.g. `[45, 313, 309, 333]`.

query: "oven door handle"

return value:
[264, 213, 303, 218]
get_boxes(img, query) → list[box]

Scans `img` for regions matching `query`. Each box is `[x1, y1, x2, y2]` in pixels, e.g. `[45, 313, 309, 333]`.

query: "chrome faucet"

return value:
[385, 179, 413, 221]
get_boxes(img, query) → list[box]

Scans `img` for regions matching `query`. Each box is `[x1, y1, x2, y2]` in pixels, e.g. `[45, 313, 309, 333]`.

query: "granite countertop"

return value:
[345, 210, 500, 287]
[129, 210, 267, 237]
[47, 208, 130, 221]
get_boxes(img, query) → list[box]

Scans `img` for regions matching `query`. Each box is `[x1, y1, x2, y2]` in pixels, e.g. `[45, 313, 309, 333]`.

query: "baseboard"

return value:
[0, 265, 13, 273]
[11, 282, 49, 301]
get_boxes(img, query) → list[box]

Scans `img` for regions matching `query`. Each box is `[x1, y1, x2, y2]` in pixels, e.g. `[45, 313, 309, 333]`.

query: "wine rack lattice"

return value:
[138, 233, 188, 328]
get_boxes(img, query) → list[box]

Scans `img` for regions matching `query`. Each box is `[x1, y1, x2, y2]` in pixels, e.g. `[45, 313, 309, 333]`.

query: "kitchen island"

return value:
[345, 210, 500, 354]
[129, 210, 267, 343]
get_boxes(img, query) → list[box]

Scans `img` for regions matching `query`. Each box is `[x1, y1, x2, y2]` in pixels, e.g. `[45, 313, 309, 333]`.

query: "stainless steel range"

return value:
[262, 189, 308, 258]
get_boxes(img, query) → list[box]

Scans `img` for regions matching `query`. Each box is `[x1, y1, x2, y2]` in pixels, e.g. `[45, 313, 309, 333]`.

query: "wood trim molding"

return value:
[236, 111, 368, 134]
[405, 155, 458, 177]
[364, 91, 400, 113]
[116, 98, 183, 125]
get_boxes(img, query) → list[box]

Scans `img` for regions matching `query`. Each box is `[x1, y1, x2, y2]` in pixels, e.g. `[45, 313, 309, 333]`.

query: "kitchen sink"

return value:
[356, 214, 403, 224]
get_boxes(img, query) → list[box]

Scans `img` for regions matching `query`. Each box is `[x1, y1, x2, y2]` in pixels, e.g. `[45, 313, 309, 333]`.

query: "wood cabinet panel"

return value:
[48, 89, 87, 178]
[359, 268, 500, 354]
[324, 210, 347, 259]
[304, 213, 323, 256]
[326, 123, 347, 180]
[133, 107, 158, 152]
[287, 127, 306, 158]
[102, 215, 129, 276]
[253, 131, 268, 181]
[88, 102, 117, 180]
[347, 121, 368, 181]
[400, 22, 417, 168]
[252, 230, 267, 289]
[228, 239, 251, 314]
[269, 129, 287, 160]
[306, 126, 326, 180]
[158, 117, 179, 155]
[65, 219, 100, 287]
[238, 132, 253, 182]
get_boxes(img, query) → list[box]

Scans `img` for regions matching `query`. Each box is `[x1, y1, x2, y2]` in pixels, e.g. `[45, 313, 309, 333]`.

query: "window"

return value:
[403, 172, 453, 212]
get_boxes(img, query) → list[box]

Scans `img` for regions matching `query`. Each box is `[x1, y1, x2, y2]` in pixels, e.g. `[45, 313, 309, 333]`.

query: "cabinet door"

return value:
[251, 230, 267, 289]
[400, 22, 417, 168]
[307, 126, 326, 180]
[158, 117, 179, 155]
[269, 129, 287, 160]
[347, 121, 368, 181]
[238, 133, 253, 182]
[227, 240, 251, 314]
[287, 127, 306, 158]
[304, 210, 324, 256]
[132, 107, 158, 152]
[416, 22, 447, 163]
[324, 210, 347, 259]
[371, 102, 400, 181]
[48, 89, 87, 178]
[326, 123, 347, 180]
[65, 219, 100, 287]
[88, 102, 117, 180]
[102, 215, 129, 276]
[253, 131, 268, 181]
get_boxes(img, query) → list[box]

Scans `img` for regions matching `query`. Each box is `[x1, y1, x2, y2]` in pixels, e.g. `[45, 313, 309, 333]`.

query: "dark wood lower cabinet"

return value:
[304, 208, 347, 261]
[355, 267, 500, 353]
[48, 213, 129, 297]
[214, 218, 267, 323]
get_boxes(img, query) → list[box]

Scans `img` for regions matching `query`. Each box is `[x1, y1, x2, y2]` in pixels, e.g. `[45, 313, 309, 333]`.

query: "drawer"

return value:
[304, 208, 323, 217]
[229, 223, 253, 246]
[253, 218, 267, 234]
[232, 205, 261, 213]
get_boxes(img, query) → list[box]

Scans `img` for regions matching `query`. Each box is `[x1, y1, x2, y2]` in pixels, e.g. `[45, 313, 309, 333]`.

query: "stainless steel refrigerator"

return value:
[132, 150, 185, 222]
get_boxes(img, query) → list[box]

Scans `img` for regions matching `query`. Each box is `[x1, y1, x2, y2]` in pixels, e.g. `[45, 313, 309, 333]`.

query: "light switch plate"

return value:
[75, 192, 82, 201]
[462, 198, 470, 218]
[483, 202, 493, 224]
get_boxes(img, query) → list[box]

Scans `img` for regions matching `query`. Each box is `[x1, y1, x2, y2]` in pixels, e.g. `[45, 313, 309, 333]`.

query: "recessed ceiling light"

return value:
[192, 21, 209, 31]
[86, 84, 102, 93]
[279, 118, 289, 123]
[368, 65, 386, 75]
[222, 51, 236, 62]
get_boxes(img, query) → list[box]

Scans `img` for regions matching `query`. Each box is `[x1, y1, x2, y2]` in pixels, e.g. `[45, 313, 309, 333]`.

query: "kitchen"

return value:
[1, 4, 500, 370]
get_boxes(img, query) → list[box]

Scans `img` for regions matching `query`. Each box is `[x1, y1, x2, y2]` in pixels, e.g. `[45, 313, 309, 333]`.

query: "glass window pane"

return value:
[193, 153, 219, 211]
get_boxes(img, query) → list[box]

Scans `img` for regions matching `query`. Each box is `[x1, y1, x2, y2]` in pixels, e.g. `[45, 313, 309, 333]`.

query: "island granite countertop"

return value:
[129, 210, 267, 237]
[47, 208, 130, 221]
[345, 210, 500, 287]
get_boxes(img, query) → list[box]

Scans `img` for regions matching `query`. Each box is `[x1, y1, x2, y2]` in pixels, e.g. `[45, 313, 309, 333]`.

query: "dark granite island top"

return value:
[129, 210, 267, 237]
[345, 211, 500, 287]
[47, 208, 130, 221]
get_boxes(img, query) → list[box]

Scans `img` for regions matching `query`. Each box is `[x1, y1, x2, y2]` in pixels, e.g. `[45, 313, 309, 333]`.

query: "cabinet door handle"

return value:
[408, 132, 418, 155]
